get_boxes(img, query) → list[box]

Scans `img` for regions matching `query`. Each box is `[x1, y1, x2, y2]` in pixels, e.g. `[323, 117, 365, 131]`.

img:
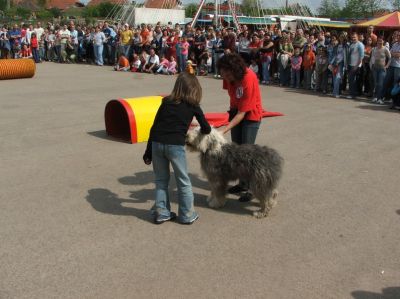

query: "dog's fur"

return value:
[186, 127, 283, 218]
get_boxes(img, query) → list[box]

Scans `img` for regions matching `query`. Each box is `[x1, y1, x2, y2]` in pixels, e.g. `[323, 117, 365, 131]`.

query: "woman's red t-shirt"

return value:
[223, 69, 263, 122]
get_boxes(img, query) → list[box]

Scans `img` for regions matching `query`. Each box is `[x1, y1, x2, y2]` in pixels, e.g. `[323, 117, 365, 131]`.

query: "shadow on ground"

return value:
[357, 105, 400, 113]
[396, 209, 400, 215]
[351, 287, 400, 299]
[87, 130, 130, 143]
[86, 170, 261, 221]
[86, 188, 153, 222]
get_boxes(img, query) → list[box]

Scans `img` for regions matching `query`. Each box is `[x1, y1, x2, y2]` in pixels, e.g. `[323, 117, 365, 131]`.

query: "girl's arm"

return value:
[193, 106, 211, 134]
[143, 102, 164, 164]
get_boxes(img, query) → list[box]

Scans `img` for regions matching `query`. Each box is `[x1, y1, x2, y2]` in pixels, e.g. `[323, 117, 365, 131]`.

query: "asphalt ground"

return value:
[1, 63, 399, 299]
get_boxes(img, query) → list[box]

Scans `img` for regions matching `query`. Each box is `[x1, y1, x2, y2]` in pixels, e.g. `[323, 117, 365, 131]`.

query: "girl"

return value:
[167, 56, 177, 75]
[290, 47, 302, 88]
[30, 33, 40, 63]
[156, 54, 170, 74]
[143, 73, 211, 224]
[303, 43, 315, 90]
[178, 36, 189, 73]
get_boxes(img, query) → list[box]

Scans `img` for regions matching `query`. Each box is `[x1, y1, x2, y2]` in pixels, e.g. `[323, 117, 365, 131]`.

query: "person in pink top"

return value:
[167, 56, 177, 75]
[156, 55, 170, 74]
[290, 47, 303, 88]
[178, 36, 189, 73]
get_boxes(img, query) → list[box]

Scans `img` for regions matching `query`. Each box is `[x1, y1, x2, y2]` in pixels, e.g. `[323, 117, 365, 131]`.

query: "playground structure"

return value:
[104, 95, 283, 144]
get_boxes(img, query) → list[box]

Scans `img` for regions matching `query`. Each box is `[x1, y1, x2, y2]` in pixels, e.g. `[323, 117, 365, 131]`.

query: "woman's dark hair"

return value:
[217, 53, 247, 82]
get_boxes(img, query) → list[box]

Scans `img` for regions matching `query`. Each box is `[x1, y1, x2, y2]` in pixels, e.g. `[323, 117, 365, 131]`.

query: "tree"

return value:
[0, 0, 8, 11]
[185, 3, 198, 18]
[36, 0, 46, 8]
[393, 0, 400, 10]
[241, 0, 260, 17]
[341, 0, 383, 18]
[317, 0, 341, 18]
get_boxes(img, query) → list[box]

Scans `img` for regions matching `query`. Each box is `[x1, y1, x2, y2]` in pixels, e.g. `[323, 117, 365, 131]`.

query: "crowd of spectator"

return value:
[1, 20, 400, 110]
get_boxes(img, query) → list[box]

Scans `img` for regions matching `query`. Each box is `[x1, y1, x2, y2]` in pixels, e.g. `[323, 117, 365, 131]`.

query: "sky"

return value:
[79, 0, 343, 14]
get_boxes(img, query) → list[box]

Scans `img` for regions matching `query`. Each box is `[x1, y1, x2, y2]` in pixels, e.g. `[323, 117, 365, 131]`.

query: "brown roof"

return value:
[13, 0, 84, 10]
[144, 0, 178, 8]
[46, 0, 84, 10]
[87, 0, 122, 6]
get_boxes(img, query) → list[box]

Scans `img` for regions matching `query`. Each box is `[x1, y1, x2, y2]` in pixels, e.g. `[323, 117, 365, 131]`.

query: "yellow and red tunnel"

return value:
[0, 59, 36, 80]
[104, 96, 283, 144]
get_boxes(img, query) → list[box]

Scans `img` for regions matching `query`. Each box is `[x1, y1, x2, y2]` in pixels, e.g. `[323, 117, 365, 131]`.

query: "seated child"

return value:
[249, 59, 259, 78]
[13, 40, 21, 58]
[167, 56, 177, 75]
[114, 54, 130, 71]
[131, 54, 141, 72]
[20, 43, 32, 59]
[198, 50, 211, 76]
[156, 55, 170, 74]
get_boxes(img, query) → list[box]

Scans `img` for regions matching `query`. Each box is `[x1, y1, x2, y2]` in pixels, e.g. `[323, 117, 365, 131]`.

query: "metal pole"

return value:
[214, 0, 218, 27]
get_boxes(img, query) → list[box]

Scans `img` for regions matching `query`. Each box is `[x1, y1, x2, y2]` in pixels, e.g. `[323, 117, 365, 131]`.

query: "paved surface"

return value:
[1, 63, 399, 299]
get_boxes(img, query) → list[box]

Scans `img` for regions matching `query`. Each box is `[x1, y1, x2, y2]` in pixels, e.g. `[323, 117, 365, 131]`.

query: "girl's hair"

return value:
[169, 72, 202, 106]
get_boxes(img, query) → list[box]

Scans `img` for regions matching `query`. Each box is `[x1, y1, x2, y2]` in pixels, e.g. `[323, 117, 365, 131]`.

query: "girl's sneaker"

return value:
[377, 99, 385, 105]
[179, 213, 199, 225]
[372, 97, 378, 103]
[154, 212, 176, 224]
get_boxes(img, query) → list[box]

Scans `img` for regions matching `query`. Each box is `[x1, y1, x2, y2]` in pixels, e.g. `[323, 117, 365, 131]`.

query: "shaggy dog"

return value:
[186, 127, 283, 218]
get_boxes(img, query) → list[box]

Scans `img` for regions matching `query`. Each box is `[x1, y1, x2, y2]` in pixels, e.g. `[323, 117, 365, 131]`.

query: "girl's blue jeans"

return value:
[152, 142, 197, 222]
[179, 54, 188, 72]
[333, 63, 344, 97]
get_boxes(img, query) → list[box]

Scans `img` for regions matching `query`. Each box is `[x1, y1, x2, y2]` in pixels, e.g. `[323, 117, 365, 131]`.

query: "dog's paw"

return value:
[208, 198, 225, 209]
[253, 210, 268, 218]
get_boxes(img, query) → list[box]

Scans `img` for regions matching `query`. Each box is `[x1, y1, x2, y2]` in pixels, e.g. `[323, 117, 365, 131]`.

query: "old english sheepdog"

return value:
[186, 127, 283, 218]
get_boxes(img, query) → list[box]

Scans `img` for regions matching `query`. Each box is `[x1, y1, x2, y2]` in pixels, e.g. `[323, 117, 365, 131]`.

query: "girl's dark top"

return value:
[143, 97, 211, 161]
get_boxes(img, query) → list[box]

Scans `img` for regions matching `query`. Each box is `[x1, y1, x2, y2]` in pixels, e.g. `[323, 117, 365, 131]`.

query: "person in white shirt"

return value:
[34, 22, 44, 42]
[93, 26, 106, 66]
[59, 25, 70, 63]
[143, 48, 160, 73]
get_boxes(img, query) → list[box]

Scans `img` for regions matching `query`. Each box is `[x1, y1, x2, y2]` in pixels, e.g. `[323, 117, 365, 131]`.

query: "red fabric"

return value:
[198, 111, 283, 128]
[223, 69, 263, 121]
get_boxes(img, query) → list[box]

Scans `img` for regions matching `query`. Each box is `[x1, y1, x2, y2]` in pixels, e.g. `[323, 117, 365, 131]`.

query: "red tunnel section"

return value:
[104, 99, 134, 143]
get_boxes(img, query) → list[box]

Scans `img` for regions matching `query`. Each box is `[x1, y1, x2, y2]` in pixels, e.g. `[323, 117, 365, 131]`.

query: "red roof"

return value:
[144, 0, 178, 9]
[87, 0, 122, 6]
[46, 0, 84, 10]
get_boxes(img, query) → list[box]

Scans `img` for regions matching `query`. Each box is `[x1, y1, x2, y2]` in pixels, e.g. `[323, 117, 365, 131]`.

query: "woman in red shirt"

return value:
[166, 30, 179, 60]
[218, 53, 264, 202]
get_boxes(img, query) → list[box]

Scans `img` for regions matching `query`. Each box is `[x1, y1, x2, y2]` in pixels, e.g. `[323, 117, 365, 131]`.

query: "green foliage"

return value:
[317, 0, 341, 18]
[83, 2, 119, 18]
[48, 7, 62, 18]
[393, 0, 400, 10]
[0, 0, 7, 11]
[36, 0, 46, 8]
[241, 0, 259, 17]
[185, 3, 198, 18]
[341, 0, 382, 18]
[36, 9, 52, 19]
